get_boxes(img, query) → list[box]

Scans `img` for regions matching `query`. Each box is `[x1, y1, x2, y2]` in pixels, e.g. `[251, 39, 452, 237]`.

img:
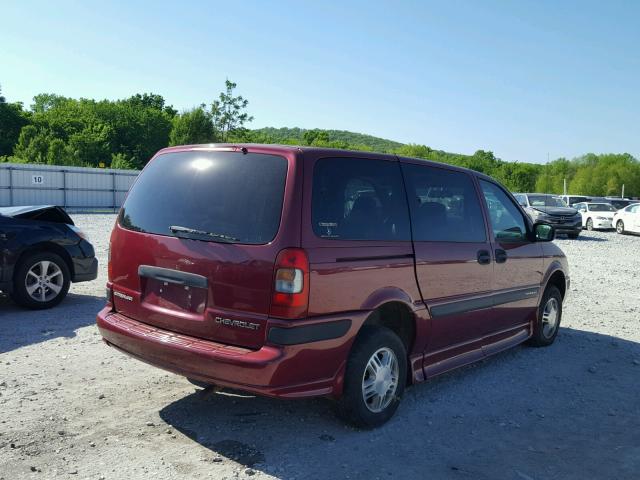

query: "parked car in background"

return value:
[613, 203, 640, 234]
[0, 205, 98, 309]
[573, 202, 616, 231]
[513, 193, 582, 238]
[588, 197, 637, 211]
[559, 195, 591, 207]
[98, 144, 569, 428]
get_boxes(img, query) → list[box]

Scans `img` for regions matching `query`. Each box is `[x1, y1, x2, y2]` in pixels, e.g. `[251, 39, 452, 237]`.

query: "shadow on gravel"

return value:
[0, 293, 102, 353]
[557, 234, 609, 242]
[160, 327, 640, 480]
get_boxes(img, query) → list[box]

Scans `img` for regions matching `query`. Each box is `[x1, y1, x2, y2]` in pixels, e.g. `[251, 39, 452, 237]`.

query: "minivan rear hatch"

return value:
[109, 148, 291, 349]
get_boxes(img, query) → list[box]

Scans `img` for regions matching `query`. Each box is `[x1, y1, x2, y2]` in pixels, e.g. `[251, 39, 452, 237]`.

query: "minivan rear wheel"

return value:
[337, 326, 407, 428]
[527, 285, 562, 347]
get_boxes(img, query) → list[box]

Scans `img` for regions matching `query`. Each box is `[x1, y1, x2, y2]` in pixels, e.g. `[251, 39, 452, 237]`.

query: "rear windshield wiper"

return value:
[169, 225, 239, 243]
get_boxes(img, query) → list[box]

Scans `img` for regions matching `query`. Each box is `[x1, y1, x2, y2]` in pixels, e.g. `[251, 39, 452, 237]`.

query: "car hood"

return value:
[0, 205, 74, 225]
[532, 206, 578, 216]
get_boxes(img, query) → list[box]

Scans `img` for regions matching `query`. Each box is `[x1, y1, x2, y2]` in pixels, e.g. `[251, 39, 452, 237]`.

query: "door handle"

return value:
[477, 250, 491, 265]
[495, 249, 507, 263]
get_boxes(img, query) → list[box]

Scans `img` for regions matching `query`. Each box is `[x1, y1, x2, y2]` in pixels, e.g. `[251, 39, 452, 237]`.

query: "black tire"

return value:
[586, 218, 593, 231]
[337, 326, 407, 429]
[10, 252, 70, 309]
[527, 285, 562, 347]
[567, 232, 580, 239]
[616, 220, 625, 235]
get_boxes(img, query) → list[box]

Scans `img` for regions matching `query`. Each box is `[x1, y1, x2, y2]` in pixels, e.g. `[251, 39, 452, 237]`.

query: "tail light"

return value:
[106, 283, 114, 309]
[106, 243, 115, 310]
[270, 248, 309, 319]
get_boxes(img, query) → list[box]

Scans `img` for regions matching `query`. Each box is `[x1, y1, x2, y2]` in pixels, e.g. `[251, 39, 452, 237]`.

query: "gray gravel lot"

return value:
[1, 214, 639, 480]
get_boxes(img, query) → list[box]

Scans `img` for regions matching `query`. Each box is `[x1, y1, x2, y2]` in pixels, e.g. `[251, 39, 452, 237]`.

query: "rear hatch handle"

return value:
[138, 265, 208, 289]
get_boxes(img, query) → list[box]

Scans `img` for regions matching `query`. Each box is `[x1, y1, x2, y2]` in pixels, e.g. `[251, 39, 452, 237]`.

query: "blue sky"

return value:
[1, 0, 638, 163]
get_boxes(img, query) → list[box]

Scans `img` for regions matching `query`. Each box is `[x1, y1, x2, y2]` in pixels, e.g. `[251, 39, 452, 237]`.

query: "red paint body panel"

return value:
[97, 144, 569, 401]
[97, 306, 367, 398]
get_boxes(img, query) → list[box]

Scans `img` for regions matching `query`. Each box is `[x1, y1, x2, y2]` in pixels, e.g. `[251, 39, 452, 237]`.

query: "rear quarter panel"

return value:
[299, 150, 426, 355]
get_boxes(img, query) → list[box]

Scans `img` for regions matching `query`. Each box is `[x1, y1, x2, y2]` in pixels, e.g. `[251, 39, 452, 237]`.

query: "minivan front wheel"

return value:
[337, 326, 407, 428]
[528, 285, 562, 347]
[616, 220, 625, 234]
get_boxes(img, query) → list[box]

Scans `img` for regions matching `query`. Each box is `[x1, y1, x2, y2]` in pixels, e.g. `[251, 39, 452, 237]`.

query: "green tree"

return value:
[303, 129, 329, 145]
[169, 107, 216, 146]
[46, 138, 68, 165]
[496, 162, 541, 192]
[31, 93, 69, 113]
[210, 80, 254, 141]
[13, 125, 51, 163]
[0, 85, 30, 156]
[126, 93, 177, 117]
[0, 101, 29, 156]
[65, 123, 112, 166]
[110, 152, 136, 169]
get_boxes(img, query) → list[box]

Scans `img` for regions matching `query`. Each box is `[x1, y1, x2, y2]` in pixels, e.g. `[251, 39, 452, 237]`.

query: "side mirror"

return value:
[534, 222, 555, 242]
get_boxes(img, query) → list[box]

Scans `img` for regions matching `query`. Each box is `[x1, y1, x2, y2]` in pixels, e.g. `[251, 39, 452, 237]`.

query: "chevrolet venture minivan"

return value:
[97, 144, 569, 428]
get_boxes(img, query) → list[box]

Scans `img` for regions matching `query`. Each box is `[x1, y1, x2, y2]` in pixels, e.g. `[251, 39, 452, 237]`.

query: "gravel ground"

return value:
[1, 215, 639, 480]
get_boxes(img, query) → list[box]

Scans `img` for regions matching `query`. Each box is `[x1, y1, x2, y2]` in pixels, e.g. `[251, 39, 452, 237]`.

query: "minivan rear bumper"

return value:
[96, 307, 357, 398]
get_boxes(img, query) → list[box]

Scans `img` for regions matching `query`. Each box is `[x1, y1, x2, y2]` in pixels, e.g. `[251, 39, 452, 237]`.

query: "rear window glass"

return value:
[119, 151, 287, 244]
[312, 157, 410, 241]
[528, 195, 567, 207]
[589, 204, 616, 212]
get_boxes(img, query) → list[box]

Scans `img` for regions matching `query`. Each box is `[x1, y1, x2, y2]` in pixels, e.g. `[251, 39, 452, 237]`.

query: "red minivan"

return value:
[97, 144, 568, 427]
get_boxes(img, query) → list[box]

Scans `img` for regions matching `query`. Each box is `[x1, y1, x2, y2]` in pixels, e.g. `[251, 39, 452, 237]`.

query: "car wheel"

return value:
[527, 285, 562, 347]
[586, 218, 593, 231]
[616, 220, 625, 234]
[337, 326, 407, 429]
[10, 252, 71, 309]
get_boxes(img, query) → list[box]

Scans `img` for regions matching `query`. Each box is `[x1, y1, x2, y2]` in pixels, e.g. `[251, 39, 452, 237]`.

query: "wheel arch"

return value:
[360, 301, 417, 355]
[13, 242, 75, 280]
[543, 265, 567, 300]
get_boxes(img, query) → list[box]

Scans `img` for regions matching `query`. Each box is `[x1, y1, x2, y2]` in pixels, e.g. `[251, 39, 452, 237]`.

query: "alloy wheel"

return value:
[25, 260, 64, 303]
[362, 347, 399, 413]
[541, 297, 559, 339]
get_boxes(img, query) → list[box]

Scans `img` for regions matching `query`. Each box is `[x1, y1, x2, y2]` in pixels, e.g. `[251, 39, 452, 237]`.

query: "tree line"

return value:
[1, 81, 638, 196]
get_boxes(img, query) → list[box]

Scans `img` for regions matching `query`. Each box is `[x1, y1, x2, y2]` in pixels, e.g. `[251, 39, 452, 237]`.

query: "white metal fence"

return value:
[0, 163, 140, 211]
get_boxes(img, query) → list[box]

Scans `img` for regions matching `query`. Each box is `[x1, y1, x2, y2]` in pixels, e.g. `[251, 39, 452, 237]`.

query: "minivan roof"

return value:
[515, 192, 564, 196]
[154, 143, 488, 179]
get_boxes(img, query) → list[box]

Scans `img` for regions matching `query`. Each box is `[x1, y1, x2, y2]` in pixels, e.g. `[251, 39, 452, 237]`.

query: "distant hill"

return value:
[250, 127, 404, 152]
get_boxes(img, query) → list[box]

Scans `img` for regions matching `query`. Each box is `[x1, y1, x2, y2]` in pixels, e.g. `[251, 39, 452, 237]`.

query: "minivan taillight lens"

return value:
[270, 248, 309, 319]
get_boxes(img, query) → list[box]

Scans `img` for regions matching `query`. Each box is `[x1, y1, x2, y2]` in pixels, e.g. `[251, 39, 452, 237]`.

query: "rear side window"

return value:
[479, 180, 527, 242]
[119, 151, 287, 244]
[312, 157, 410, 241]
[402, 164, 487, 242]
